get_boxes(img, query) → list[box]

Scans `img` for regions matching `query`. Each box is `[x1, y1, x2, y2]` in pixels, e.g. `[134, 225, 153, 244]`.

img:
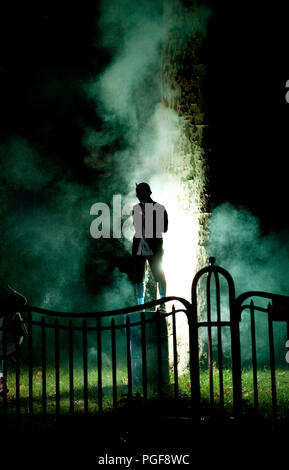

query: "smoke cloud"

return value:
[207, 203, 289, 297]
[0, 1, 212, 369]
[206, 203, 289, 366]
[83, 0, 210, 190]
[0, 136, 134, 312]
[82, 0, 211, 301]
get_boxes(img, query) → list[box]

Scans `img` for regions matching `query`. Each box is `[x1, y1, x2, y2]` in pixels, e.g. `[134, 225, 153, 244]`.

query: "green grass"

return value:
[2, 366, 130, 414]
[179, 367, 289, 420]
[1, 364, 289, 421]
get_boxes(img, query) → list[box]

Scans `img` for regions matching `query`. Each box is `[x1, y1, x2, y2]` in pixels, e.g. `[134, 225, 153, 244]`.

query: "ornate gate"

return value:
[0, 258, 288, 424]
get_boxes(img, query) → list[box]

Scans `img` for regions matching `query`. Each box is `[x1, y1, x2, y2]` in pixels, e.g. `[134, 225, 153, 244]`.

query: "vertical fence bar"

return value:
[231, 316, 242, 417]
[28, 311, 33, 416]
[187, 318, 195, 419]
[268, 305, 277, 424]
[287, 320, 289, 368]
[2, 320, 7, 415]
[41, 316, 47, 416]
[54, 318, 60, 418]
[214, 272, 224, 411]
[126, 316, 132, 401]
[141, 312, 147, 401]
[83, 320, 88, 414]
[188, 301, 200, 420]
[97, 316, 102, 412]
[69, 320, 74, 416]
[111, 318, 117, 410]
[15, 338, 20, 418]
[250, 301, 258, 411]
[156, 311, 163, 400]
[206, 272, 214, 407]
[172, 306, 178, 401]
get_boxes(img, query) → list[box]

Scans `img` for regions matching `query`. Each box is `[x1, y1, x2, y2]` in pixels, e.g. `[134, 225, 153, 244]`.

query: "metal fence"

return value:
[0, 257, 288, 423]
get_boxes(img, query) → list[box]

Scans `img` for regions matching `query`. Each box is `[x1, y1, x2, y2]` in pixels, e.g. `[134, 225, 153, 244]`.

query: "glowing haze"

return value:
[83, 0, 210, 302]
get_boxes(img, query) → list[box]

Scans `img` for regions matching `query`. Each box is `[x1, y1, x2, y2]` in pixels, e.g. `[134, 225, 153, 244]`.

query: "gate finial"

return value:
[209, 257, 215, 265]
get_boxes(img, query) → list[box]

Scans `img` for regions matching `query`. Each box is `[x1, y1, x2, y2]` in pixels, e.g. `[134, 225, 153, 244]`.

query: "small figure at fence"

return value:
[0, 284, 27, 396]
[132, 182, 168, 309]
[131, 183, 168, 387]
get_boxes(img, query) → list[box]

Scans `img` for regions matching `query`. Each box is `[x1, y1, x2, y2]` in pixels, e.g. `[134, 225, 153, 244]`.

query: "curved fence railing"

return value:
[0, 296, 192, 418]
[0, 258, 289, 425]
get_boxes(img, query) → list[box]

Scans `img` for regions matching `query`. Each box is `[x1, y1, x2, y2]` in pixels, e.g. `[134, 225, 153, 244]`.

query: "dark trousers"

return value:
[133, 253, 165, 283]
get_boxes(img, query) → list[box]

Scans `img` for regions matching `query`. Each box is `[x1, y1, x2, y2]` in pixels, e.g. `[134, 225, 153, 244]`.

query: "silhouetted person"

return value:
[130, 183, 168, 389]
[0, 284, 27, 395]
[132, 182, 168, 310]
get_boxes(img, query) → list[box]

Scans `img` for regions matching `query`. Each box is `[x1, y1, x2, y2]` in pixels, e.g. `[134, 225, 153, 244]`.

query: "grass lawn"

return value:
[1, 363, 289, 422]
[180, 367, 289, 421]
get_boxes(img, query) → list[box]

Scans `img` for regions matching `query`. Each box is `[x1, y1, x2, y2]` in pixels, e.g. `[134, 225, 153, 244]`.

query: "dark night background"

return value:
[0, 0, 289, 307]
[205, 1, 289, 232]
[0, 1, 288, 228]
[0, 3, 289, 462]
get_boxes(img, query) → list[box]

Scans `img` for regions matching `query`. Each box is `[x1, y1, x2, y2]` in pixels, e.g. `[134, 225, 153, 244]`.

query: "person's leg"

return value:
[132, 256, 146, 388]
[149, 254, 167, 311]
[136, 282, 145, 305]
[148, 255, 169, 386]
[158, 275, 166, 299]
[134, 256, 146, 305]
[149, 254, 166, 297]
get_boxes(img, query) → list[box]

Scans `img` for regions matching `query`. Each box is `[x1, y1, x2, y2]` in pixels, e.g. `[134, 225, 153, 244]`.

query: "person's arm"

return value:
[164, 209, 168, 233]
